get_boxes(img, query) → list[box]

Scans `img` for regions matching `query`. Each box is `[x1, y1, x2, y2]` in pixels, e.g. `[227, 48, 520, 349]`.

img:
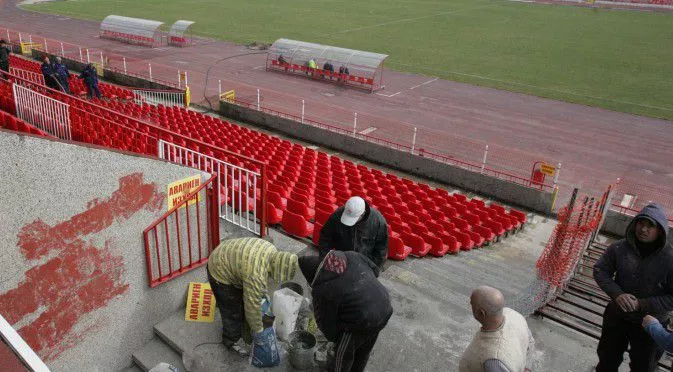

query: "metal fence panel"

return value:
[12, 83, 71, 140]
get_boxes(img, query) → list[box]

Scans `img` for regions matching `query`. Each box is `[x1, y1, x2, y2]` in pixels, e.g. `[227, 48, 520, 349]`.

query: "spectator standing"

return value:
[593, 203, 673, 372]
[0, 39, 10, 77]
[53, 57, 70, 94]
[459, 286, 532, 372]
[78, 63, 101, 99]
[298, 250, 392, 372]
[206, 237, 298, 357]
[318, 196, 389, 269]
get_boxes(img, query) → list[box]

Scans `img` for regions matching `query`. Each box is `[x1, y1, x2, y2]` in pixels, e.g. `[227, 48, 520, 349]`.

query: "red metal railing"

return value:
[143, 174, 220, 287]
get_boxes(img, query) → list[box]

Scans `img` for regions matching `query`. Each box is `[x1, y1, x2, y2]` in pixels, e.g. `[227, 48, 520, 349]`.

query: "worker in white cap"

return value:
[318, 196, 389, 269]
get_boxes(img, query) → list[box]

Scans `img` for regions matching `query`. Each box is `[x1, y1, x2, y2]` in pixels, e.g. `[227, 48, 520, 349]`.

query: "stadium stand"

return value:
[0, 56, 528, 261]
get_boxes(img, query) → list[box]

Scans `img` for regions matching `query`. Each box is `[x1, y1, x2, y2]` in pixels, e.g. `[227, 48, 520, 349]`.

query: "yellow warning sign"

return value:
[20, 42, 41, 55]
[91, 61, 104, 77]
[540, 163, 556, 176]
[220, 89, 236, 103]
[185, 282, 216, 322]
[167, 175, 201, 210]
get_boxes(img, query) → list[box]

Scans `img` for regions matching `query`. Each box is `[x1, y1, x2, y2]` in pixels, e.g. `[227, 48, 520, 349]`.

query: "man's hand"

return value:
[642, 315, 659, 329]
[616, 293, 640, 312]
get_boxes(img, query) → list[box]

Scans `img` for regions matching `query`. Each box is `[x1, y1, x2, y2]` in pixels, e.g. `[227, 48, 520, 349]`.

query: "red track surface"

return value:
[1, 1, 672, 210]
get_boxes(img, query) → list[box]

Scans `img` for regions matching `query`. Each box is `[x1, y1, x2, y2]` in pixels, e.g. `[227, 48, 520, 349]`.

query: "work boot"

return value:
[229, 338, 250, 357]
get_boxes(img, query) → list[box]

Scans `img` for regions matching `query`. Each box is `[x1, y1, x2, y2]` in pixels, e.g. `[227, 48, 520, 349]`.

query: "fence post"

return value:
[123, 57, 127, 74]
[6, 30, 10, 44]
[60, 42, 64, 57]
[411, 127, 418, 155]
[177, 70, 182, 89]
[257, 89, 260, 110]
[481, 145, 489, 173]
[149, 63, 153, 82]
[86, 49, 90, 63]
[44, 38, 48, 54]
[184, 71, 188, 87]
[353, 113, 358, 135]
[553, 162, 562, 187]
[19, 33, 22, 44]
[100, 52, 104, 68]
[301, 100, 305, 124]
[218, 80, 222, 98]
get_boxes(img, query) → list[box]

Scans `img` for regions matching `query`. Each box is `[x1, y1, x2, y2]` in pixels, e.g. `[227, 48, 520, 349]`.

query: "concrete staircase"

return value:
[130, 309, 319, 372]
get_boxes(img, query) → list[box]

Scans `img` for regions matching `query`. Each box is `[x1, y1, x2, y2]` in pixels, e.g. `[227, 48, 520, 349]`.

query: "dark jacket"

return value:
[593, 203, 673, 323]
[79, 65, 98, 85]
[319, 202, 388, 268]
[299, 251, 393, 342]
[0, 45, 10, 68]
[41, 62, 55, 77]
[54, 63, 69, 80]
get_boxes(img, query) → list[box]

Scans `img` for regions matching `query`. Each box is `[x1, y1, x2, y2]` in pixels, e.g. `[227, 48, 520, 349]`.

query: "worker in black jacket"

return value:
[299, 250, 393, 372]
[593, 203, 673, 372]
[319, 196, 388, 269]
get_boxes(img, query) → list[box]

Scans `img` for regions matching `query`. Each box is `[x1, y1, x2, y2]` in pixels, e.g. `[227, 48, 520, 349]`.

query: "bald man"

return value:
[459, 286, 532, 372]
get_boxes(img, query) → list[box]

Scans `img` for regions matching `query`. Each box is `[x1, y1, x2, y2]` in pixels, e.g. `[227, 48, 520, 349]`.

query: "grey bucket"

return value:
[288, 331, 316, 370]
[280, 281, 304, 296]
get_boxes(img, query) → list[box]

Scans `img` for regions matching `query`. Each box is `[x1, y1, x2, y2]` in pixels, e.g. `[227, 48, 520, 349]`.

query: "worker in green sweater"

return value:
[207, 237, 298, 357]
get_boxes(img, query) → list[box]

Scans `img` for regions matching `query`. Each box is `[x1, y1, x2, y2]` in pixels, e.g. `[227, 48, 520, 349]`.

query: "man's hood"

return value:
[299, 250, 380, 288]
[269, 251, 298, 283]
[626, 203, 669, 250]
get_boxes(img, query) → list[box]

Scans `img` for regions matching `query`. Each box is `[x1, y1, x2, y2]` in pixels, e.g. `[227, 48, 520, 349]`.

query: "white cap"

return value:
[340, 196, 366, 226]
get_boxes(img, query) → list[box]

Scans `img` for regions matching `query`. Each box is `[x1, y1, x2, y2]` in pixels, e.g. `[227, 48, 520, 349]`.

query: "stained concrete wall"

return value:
[0, 130, 215, 371]
[31, 50, 176, 90]
[220, 101, 555, 215]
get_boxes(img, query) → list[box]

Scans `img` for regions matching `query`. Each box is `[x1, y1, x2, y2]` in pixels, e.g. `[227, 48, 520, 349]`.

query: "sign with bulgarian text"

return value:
[167, 175, 201, 210]
[184, 282, 216, 322]
[540, 163, 556, 177]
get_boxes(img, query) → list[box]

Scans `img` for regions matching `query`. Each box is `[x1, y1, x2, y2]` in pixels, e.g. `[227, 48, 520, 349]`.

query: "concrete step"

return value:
[154, 309, 320, 371]
[118, 365, 143, 372]
[132, 337, 187, 372]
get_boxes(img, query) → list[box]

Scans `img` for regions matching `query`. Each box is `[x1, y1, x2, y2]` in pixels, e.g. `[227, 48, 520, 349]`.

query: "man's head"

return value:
[55, 57, 62, 64]
[469, 285, 505, 327]
[43, 57, 50, 64]
[635, 217, 660, 244]
[340, 196, 366, 226]
[0, 39, 6, 46]
[630, 203, 668, 245]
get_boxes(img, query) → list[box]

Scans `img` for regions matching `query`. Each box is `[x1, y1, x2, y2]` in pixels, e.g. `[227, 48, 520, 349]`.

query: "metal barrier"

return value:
[0, 314, 50, 371]
[143, 174, 220, 287]
[133, 88, 186, 107]
[9, 67, 44, 85]
[158, 140, 266, 236]
[12, 83, 71, 140]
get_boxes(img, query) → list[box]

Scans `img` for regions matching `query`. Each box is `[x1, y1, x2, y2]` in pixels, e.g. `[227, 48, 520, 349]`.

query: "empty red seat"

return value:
[436, 231, 460, 254]
[388, 236, 411, 261]
[281, 210, 314, 238]
[267, 190, 287, 209]
[423, 233, 448, 257]
[315, 208, 332, 226]
[402, 232, 431, 257]
[264, 202, 283, 225]
[509, 209, 527, 225]
[453, 231, 474, 251]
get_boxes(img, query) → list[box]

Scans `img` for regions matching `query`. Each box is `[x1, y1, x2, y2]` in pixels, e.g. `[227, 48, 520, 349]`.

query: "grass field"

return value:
[23, 0, 673, 120]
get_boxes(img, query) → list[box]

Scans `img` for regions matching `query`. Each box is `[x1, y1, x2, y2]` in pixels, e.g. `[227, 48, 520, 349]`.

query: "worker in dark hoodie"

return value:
[299, 250, 393, 372]
[319, 196, 388, 269]
[594, 203, 672, 372]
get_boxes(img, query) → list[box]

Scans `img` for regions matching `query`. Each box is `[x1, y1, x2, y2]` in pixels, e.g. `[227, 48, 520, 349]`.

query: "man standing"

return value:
[299, 250, 393, 372]
[460, 286, 532, 372]
[78, 63, 101, 99]
[53, 57, 70, 94]
[319, 196, 388, 269]
[207, 237, 298, 357]
[0, 40, 10, 77]
[594, 203, 673, 372]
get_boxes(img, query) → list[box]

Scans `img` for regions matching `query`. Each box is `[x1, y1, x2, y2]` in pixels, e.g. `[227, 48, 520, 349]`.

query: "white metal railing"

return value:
[158, 140, 262, 235]
[0, 314, 50, 371]
[9, 67, 45, 85]
[133, 89, 185, 107]
[12, 83, 71, 140]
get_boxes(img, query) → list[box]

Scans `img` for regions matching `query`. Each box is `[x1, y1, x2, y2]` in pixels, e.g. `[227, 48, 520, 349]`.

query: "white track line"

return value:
[409, 78, 438, 90]
[376, 91, 402, 98]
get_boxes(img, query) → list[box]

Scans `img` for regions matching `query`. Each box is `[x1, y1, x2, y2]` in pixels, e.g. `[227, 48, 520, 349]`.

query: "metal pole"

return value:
[86, 49, 90, 63]
[6, 30, 10, 44]
[44, 38, 48, 53]
[353, 113, 358, 135]
[123, 57, 127, 74]
[19, 33, 22, 44]
[411, 127, 418, 155]
[218, 80, 222, 98]
[178, 70, 182, 89]
[78, 47, 82, 62]
[184, 71, 188, 87]
[257, 89, 260, 110]
[481, 145, 489, 173]
[301, 100, 305, 124]
[60, 42, 64, 57]
[149, 63, 153, 82]
[553, 162, 562, 187]
[100, 52, 104, 68]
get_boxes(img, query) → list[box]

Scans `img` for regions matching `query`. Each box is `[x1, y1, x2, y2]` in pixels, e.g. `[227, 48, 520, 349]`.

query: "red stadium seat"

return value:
[388, 236, 411, 261]
[281, 210, 314, 238]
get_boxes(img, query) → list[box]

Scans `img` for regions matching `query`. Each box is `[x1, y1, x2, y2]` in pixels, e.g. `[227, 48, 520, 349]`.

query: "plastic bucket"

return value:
[280, 281, 304, 296]
[288, 331, 317, 370]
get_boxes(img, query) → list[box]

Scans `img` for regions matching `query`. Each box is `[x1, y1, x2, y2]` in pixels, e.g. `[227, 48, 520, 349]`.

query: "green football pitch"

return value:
[24, 0, 673, 120]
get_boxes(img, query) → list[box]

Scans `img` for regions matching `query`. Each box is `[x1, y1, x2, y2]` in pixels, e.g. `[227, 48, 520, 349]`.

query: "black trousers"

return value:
[329, 331, 380, 372]
[596, 301, 663, 372]
[207, 268, 248, 347]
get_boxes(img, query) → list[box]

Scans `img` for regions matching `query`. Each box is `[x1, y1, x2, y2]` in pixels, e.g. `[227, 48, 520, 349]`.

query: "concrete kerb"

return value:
[219, 101, 555, 216]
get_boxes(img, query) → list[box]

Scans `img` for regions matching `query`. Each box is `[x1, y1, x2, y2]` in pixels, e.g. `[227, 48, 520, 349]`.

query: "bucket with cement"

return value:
[288, 330, 317, 370]
[280, 281, 303, 296]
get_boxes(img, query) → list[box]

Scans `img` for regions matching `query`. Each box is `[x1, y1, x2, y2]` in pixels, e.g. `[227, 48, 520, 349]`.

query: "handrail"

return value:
[0, 314, 50, 371]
